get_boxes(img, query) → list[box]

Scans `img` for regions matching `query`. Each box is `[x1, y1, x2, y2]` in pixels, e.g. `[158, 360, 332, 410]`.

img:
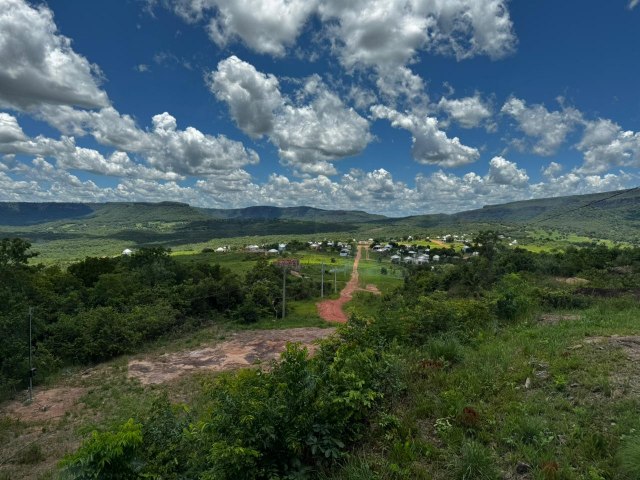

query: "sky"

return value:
[0, 0, 639, 217]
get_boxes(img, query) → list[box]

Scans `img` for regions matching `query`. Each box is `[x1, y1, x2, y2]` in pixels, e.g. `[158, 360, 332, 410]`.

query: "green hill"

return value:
[200, 205, 386, 223]
[379, 188, 640, 243]
[0, 188, 638, 262]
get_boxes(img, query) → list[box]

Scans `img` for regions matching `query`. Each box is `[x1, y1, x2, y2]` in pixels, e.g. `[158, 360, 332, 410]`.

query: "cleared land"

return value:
[316, 247, 381, 323]
[128, 327, 335, 385]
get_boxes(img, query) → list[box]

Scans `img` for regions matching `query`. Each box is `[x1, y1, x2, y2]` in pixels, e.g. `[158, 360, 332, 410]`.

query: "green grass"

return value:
[356, 255, 404, 293]
[171, 251, 261, 276]
[238, 299, 332, 330]
[331, 299, 640, 479]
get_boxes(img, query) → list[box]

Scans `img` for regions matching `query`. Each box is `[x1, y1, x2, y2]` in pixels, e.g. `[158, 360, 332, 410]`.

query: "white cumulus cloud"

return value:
[3, 109, 258, 179]
[486, 156, 529, 187]
[501, 97, 583, 156]
[438, 94, 492, 129]
[209, 57, 372, 176]
[0, 0, 109, 110]
[371, 105, 480, 167]
[577, 118, 640, 174]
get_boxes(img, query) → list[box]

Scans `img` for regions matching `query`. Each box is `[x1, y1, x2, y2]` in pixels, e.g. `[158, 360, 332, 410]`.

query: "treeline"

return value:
[0, 238, 320, 399]
[58, 238, 640, 478]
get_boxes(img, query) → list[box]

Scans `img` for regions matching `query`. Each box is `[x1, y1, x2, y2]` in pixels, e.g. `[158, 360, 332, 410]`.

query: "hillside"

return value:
[388, 188, 640, 242]
[0, 188, 638, 262]
[200, 205, 386, 223]
[0, 202, 384, 228]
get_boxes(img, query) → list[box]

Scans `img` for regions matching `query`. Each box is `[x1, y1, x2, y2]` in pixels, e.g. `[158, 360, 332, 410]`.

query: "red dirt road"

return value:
[316, 247, 380, 323]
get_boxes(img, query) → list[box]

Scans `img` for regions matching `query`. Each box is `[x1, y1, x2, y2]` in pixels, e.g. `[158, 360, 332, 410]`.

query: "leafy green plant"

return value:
[60, 419, 144, 480]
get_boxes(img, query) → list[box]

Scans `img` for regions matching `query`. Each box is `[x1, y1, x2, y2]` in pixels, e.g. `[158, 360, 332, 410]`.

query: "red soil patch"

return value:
[128, 327, 334, 385]
[316, 247, 380, 323]
[2, 387, 86, 422]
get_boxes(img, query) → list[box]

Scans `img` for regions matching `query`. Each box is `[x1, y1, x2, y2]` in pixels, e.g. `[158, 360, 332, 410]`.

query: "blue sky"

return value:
[0, 0, 638, 216]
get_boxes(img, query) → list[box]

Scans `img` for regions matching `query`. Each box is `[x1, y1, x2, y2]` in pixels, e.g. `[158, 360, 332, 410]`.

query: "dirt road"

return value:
[316, 247, 380, 323]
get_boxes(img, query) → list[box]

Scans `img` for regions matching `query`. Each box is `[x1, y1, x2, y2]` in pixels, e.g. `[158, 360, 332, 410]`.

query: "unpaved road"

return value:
[128, 327, 334, 385]
[316, 247, 380, 323]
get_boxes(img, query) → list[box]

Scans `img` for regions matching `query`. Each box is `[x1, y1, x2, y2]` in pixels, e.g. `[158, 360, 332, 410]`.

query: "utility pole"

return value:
[28, 307, 33, 403]
[282, 266, 286, 320]
[334, 268, 337, 293]
[321, 261, 324, 298]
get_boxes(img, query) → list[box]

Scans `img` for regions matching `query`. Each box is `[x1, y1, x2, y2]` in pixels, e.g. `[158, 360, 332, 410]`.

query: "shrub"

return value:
[425, 336, 464, 364]
[60, 419, 144, 480]
[407, 293, 493, 343]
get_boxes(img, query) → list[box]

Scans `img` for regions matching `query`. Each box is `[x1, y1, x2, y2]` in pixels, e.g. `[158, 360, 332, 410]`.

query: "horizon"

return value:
[0, 1, 639, 216]
[1, 186, 634, 220]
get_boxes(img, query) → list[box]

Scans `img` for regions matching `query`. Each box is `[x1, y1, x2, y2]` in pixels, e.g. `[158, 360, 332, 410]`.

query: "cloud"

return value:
[486, 156, 529, 186]
[209, 57, 372, 175]
[208, 56, 282, 138]
[438, 94, 492, 129]
[375, 66, 426, 105]
[501, 97, 583, 156]
[629, 0, 639, 9]
[135, 64, 150, 73]
[163, 0, 516, 101]
[0, 113, 27, 142]
[4, 109, 258, 178]
[145, 112, 260, 175]
[0, 0, 109, 110]
[166, 0, 317, 56]
[542, 161, 563, 178]
[576, 118, 640, 173]
[164, 0, 516, 65]
[371, 105, 480, 167]
[319, 0, 516, 71]
[272, 82, 373, 173]
[2, 151, 634, 216]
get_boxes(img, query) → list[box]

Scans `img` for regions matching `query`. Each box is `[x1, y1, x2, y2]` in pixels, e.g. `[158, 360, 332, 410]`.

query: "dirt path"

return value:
[316, 247, 380, 323]
[128, 327, 334, 385]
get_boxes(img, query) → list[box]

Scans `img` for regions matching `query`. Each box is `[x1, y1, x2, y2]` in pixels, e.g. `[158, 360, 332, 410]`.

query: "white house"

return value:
[416, 255, 429, 265]
[432, 255, 441, 262]
[390, 254, 401, 263]
[339, 249, 350, 257]
[122, 248, 133, 256]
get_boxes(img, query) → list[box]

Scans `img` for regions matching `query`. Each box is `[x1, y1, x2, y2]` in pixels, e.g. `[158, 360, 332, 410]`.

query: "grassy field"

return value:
[336, 297, 640, 479]
[357, 253, 405, 293]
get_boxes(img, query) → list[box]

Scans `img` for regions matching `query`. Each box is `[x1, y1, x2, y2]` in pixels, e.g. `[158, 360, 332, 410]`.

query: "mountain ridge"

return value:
[0, 188, 638, 243]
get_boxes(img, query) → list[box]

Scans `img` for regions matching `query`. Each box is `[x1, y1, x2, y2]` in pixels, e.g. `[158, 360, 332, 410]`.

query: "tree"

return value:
[0, 238, 38, 268]
[472, 231, 502, 261]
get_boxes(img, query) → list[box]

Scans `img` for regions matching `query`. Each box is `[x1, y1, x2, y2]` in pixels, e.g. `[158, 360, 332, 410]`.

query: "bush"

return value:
[60, 419, 144, 480]
[425, 336, 464, 364]
[491, 274, 536, 322]
[406, 293, 493, 343]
